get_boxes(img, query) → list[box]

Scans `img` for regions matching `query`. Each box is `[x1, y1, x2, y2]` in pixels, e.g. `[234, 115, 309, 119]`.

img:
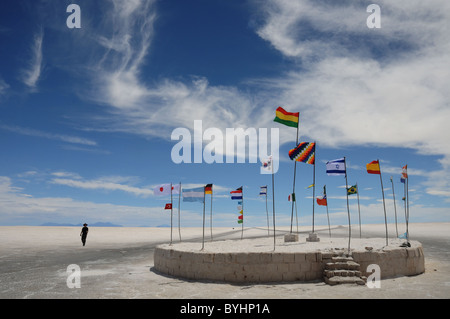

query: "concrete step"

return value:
[324, 269, 362, 278]
[325, 261, 360, 270]
[324, 276, 366, 286]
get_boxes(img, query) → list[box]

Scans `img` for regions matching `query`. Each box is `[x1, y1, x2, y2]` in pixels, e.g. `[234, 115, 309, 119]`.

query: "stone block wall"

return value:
[153, 243, 425, 283]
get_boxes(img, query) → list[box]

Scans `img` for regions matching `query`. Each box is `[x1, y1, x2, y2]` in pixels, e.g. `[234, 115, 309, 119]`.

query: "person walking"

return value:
[80, 223, 89, 246]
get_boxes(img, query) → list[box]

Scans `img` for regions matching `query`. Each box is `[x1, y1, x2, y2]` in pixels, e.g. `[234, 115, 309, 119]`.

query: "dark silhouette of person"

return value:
[80, 223, 89, 246]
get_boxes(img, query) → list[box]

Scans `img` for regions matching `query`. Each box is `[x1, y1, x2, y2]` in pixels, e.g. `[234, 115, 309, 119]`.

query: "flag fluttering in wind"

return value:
[316, 194, 327, 206]
[289, 142, 315, 164]
[259, 186, 267, 196]
[205, 184, 213, 195]
[164, 203, 172, 210]
[154, 183, 180, 196]
[306, 184, 314, 189]
[182, 187, 205, 203]
[366, 160, 381, 174]
[288, 193, 296, 202]
[347, 185, 358, 195]
[230, 187, 243, 200]
[326, 158, 346, 176]
[273, 106, 299, 128]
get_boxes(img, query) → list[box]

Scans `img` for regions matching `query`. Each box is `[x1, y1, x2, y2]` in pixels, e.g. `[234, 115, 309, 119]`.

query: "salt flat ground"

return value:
[0, 223, 449, 299]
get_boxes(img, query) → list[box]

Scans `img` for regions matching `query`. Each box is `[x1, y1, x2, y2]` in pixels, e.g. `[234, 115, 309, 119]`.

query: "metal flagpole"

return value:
[356, 183, 361, 238]
[406, 165, 410, 244]
[201, 187, 206, 250]
[325, 185, 331, 238]
[266, 190, 269, 236]
[378, 160, 389, 246]
[390, 176, 399, 237]
[210, 185, 213, 241]
[344, 157, 351, 254]
[272, 159, 276, 250]
[241, 187, 244, 240]
[178, 182, 181, 242]
[170, 183, 173, 246]
[312, 141, 316, 234]
[290, 124, 300, 234]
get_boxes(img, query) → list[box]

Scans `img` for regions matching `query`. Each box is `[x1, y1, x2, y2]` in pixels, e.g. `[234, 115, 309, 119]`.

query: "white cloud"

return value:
[0, 124, 97, 146]
[20, 29, 44, 89]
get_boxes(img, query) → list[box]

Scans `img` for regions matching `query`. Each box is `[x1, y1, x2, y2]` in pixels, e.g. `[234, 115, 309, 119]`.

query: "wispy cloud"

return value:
[20, 29, 44, 90]
[0, 124, 97, 146]
[51, 176, 154, 197]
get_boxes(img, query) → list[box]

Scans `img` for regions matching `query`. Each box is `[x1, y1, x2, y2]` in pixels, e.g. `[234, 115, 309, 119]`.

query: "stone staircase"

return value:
[323, 255, 366, 286]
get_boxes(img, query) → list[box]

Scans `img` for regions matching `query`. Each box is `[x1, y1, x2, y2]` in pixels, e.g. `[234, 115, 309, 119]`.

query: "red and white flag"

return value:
[154, 183, 180, 196]
[164, 203, 172, 210]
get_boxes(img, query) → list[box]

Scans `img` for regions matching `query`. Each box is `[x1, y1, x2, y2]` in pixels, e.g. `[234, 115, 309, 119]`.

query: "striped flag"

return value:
[273, 107, 299, 128]
[205, 184, 213, 195]
[230, 187, 243, 200]
[182, 187, 205, 203]
[326, 158, 346, 176]
[366, 160, 381, 174]
[259, 186, 267, 196]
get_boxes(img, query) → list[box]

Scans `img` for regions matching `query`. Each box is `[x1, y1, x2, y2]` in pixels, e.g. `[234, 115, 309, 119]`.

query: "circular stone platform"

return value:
[153, 235, 425, 283]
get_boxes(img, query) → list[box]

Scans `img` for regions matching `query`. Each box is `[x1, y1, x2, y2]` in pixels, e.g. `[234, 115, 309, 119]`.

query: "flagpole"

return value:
[170, 183, 173, 246]
[272, 159, 276, 250]
[325, 185, 331, 238]
[344, 157, 351, 254]
[390, 176, 398, 237]
[178, 182, 182, 242]
[290, 124, 299, 234]
[265, 185, 269, 236]
[241, 187, 244, 240]
[356, 183, 361, 238]
[312, 141, 316, 234]
[210, 185, 213, 241]
[201, 187, 206, 250]
[406, 165, 410, 244]
[378, 159, 389, 246]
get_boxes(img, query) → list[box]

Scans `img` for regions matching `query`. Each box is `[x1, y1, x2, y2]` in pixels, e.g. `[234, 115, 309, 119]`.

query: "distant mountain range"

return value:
[40, 222, 123, 227]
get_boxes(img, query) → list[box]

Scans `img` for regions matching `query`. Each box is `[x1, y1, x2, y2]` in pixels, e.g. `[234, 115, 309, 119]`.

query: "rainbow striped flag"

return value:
[289, 142, 315, 164]
[274, 107, 299, 128]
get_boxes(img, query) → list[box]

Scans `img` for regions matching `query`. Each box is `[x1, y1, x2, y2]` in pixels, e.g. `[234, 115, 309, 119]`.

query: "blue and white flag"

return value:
[259, 186, 267, 196]
[182, 187, 205, 203]
[326, 158, 346, 176]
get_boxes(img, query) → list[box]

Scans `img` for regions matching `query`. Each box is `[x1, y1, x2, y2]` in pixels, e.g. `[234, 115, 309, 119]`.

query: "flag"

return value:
[205, 184, 213, 195]
[306, 184, 315, 189]
[316, 194, 327, 206]
[347, 185, 358, 195]
[182, 187, 205, 203]
[366, 160, 381, 174]
[230, 187, 243, 200]
[402, 165, 408, 179]
[154, 183, 180, 195]
[400, 177, 406, 183]
[164, 203, 172, 210]
[273, 106, 299, 128]
[288, 193, 296, 202]
[261, 156, 272, 172]
[259, 186, 267, 196]
[238, 209, 243, 224]
[289, 142, 315, 164]
[326, 158, 346, 176]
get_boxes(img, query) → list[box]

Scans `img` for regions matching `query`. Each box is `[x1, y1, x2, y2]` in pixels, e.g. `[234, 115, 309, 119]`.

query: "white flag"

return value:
[154, 183, 180, 196]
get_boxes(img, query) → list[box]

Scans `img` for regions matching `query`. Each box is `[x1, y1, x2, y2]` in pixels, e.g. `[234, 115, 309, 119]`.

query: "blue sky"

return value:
[0, 0, 449, 228]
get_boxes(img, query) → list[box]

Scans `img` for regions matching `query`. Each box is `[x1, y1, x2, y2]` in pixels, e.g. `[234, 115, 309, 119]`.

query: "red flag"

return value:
[316, 195, 327, 206]
[164, 203, 172, 210]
